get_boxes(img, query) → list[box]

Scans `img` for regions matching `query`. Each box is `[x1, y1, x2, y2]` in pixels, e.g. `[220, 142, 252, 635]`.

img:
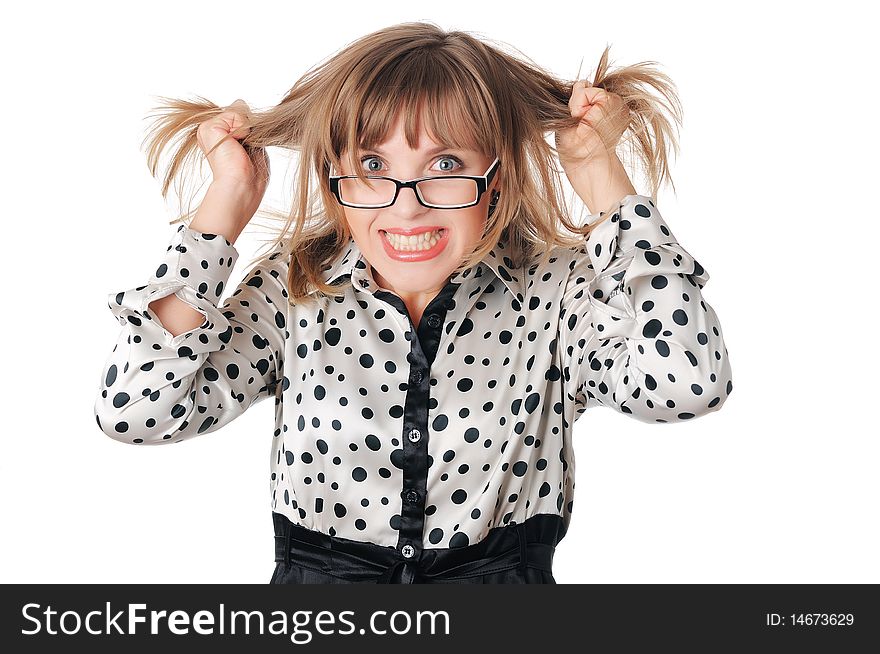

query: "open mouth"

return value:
[379, 228, 447, 252]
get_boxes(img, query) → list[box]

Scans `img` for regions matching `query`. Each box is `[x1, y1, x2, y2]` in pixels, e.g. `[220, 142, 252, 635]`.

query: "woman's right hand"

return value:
[196, 99, 270, 200]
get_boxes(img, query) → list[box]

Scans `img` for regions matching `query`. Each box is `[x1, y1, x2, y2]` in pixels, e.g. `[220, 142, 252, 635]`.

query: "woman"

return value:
[95, 21, 733, 583]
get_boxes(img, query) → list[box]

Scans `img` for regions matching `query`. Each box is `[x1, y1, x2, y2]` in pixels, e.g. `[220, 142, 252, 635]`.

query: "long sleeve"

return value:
[558, 194, 733, 424]
[94, 225, 289, 444]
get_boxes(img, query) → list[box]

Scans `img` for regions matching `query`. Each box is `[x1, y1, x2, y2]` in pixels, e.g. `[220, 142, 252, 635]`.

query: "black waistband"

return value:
[272, 512, 566, 584]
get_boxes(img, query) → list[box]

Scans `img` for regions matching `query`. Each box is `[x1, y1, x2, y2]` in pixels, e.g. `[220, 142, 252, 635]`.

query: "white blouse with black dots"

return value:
[95, 193, 733, 550]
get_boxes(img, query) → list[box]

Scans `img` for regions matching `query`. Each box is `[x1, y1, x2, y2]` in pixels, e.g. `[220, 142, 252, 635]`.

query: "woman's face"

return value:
[338, 113, 499, 299]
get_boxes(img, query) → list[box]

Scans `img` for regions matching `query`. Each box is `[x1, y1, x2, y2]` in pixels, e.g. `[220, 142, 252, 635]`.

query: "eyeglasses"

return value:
[329, 157, 500, 209]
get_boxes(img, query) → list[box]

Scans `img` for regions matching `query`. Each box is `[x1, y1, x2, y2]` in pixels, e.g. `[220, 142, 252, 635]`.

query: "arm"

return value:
[558, 193, 734, 424]
[562, 151, 636, 216]
[145, 181, 262, 336]
[94, 225, 289, 444]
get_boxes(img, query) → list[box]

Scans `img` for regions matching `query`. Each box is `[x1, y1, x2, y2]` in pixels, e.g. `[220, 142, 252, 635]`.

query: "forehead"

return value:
[363, 121, 475, 154]
[356, 97, 486, 154]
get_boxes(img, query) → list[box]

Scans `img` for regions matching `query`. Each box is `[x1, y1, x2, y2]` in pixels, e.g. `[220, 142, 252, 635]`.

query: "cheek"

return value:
[457, 211, 487, 243]
[343, 211, 371, 239]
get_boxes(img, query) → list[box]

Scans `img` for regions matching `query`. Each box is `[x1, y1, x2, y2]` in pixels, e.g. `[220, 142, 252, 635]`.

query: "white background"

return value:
[2, 0, 877, 584]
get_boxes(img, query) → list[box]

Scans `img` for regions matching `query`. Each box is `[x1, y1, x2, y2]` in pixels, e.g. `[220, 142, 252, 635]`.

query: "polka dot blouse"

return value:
[96, 193, 733, 550]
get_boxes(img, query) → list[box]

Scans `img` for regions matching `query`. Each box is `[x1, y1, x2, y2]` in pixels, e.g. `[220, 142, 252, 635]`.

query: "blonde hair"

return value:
[141, 21, 682, 306]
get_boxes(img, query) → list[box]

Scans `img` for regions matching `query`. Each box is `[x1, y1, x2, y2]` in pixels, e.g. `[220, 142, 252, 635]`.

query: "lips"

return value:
[380, 227, 445, 249]
[378, 226, 450, 261]
[380, 227, 447, 236]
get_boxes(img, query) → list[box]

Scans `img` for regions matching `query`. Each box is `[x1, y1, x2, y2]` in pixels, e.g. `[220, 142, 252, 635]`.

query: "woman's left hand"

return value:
[555, 81, 629, 170]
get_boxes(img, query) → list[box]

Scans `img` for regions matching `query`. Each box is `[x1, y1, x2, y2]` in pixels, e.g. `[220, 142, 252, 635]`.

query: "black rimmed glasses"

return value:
[329, 157, 500, 209]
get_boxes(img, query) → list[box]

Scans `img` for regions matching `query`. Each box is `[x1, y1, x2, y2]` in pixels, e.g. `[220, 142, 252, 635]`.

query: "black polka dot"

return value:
[96, 199, 731, 554]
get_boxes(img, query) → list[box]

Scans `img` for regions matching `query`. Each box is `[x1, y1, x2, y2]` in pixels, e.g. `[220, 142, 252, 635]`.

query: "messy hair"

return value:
[141, 21, 682, 305]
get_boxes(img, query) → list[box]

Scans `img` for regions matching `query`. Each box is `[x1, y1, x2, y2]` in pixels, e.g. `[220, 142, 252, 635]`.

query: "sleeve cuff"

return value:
[585, 194, 681, 275]
[582, 195, 710, 339]
[106, 225, 240, 348]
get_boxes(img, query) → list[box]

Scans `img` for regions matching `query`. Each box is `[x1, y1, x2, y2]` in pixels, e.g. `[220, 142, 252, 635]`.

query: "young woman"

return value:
[95, 21, 733, 583]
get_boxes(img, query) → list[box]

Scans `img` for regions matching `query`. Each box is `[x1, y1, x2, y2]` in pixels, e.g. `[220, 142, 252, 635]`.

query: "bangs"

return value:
[332, 47, 499, 179]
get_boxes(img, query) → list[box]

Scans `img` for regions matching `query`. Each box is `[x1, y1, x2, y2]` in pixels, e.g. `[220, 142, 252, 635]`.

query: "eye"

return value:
[358, 154, 464, 174]
[434, 156, 463, 173]
[360, 156, 384, 173]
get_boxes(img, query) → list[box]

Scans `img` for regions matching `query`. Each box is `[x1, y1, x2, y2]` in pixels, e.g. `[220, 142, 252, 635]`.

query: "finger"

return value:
[224, 98, 252, 118]
[212, 118, 248, 143]
[583, 87, 606, 105]
[222, 102, 253, 139]
[571, 82, 604, 107]
[222, 99, 250, 120]
[570, 93, 598, 119]
[569, 84, 590, 117]
[568, 80, 588, 110]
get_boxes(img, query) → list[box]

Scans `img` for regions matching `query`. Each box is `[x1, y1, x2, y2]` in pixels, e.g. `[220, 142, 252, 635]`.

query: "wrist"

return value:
[208, 179, 261, 206]
[565, 152, 637, 216]
[560, 151, 617, 186]
[190, 183, 260, 245]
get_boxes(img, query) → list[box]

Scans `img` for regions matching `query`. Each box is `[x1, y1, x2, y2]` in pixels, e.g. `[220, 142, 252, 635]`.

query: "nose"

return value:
[388, 183, 426, 214]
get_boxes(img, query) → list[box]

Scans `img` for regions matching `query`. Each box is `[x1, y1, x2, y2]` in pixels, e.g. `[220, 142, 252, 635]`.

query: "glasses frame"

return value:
[329, 156, 500, 209]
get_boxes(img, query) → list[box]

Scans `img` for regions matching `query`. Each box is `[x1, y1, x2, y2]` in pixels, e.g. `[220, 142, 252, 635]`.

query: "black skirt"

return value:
[270, 512, 564, 584]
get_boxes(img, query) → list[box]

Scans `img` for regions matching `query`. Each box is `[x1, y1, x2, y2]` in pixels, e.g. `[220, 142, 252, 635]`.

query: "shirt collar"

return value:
[319, 236, 525, 299]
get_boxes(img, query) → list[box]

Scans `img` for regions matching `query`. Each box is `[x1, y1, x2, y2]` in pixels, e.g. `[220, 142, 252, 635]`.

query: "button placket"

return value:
[397, 324, 430, 559]
[373, 279, 460, 562]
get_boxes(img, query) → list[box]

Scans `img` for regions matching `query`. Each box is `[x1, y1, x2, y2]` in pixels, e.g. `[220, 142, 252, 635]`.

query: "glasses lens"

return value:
[338, 178, 397, 207]
[417, 178, 479, 207]
[337, 177, 480, 208]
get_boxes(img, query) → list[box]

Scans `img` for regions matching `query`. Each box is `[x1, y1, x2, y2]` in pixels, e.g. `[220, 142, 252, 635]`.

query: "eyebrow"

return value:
[358, 144, 461, 156]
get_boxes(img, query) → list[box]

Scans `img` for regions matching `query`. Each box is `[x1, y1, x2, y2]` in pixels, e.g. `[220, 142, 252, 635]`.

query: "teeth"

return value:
[383, 229, 444, 251]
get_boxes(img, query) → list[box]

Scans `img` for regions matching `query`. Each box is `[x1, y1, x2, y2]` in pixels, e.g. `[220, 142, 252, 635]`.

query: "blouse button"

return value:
[405, 489, 419, 503]
[426, 314, 441, 328]
[401, 544, 416, 558]
[408, 428, 421, 443]
[409, 371, 422, 386]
